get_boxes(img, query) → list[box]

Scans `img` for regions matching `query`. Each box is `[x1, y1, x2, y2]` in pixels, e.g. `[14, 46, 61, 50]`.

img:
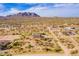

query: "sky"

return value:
[0, 3, 79, 17]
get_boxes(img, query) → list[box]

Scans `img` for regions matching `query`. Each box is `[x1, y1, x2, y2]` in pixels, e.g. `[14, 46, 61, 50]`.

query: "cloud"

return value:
[8, 8, 21, 14]
[26, 6, 48, 12]
[24, 3, 79, 17]
[0, 4, 5, 12]
[0, 5, 48, 16]
[0, 3, 79, 17]
[0, 8, 22, 16]
[53, 4, 79, 8]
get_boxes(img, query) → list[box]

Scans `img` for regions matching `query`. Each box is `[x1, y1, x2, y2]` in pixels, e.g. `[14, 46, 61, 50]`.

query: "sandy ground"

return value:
[47, 27, 79, 56]
[0, 35, 21, 41]
[15, 52, 65, 56]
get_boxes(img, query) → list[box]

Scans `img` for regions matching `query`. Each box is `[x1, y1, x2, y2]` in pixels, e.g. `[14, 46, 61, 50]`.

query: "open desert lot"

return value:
[0, 17, 79, 56]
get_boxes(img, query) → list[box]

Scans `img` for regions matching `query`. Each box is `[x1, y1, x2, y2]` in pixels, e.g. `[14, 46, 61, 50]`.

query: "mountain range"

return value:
[0, 12, 40, 20]
[7, 12, 40, 17]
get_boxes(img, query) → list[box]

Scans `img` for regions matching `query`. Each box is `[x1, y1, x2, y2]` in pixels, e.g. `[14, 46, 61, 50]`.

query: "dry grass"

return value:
[0, 17, 79, 56]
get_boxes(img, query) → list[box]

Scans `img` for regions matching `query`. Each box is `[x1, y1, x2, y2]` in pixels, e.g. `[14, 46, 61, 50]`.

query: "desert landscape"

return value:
[0, 3, 79, 56]
[0, 12, 79, 56]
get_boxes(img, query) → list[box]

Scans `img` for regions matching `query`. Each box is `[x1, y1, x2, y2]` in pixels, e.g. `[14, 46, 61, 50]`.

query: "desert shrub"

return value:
[12, 32, 20, 35]
[43, 48, 52, 52]
[70, 50, 78, 55]
[41, 38, 48, 41]
[28, 44, 34, 48]
[13, 41, 21, 46]
[67, 44, 75, 49]
[0, 51, 12, 56]
[40, 32, 46, 35]
[4, 51, 12, 56]
[7, 40, 23, 49]
[54, 47, 62, 52]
